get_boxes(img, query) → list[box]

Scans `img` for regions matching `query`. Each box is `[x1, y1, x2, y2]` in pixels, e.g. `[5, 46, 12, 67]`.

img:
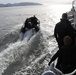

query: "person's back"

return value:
[48, 36, 76, 74]
[58, 45, 76, 73]
[54, 13, 76, 49]
[59, 36, 76, 73]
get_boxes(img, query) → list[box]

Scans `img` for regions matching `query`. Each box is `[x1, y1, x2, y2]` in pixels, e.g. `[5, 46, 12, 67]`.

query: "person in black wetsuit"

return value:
[29, 15, 40, 32]
[20, 18, 32, 33]
[20, 16, 40, 33]
[48, 36, 76, 74]
[54, 13, 76, 49]
[24, 18, 33, 29]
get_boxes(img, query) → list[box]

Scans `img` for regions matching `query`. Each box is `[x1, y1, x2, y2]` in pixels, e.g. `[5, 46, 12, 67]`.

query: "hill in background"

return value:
[0, 2, 42, 7]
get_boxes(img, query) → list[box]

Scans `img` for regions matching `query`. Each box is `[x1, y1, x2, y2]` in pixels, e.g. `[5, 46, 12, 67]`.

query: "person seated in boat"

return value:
[20, 16, 40, 33]
[20, 18, 32, 33]
[48, 35, 76, 74]
[24, 15, 40, 32]
[24, 18, 32, 29]
[29, 15, 40, 27]
[30, 15, 40, 32]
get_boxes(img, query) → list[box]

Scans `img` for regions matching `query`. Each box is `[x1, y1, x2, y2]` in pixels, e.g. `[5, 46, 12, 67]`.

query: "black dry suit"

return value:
[49, 45, 76, 74]
[54, 19, 76, 48]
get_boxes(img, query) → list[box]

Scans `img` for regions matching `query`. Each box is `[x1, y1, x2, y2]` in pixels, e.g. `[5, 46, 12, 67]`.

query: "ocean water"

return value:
[0, 4, 71, 75]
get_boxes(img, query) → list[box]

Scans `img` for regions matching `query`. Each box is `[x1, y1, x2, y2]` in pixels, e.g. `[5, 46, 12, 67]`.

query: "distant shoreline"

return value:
[0, 2, 42, 7]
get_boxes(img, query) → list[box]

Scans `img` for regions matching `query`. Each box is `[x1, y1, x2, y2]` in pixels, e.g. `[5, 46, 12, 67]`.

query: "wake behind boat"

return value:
[19, 15, 40, 41]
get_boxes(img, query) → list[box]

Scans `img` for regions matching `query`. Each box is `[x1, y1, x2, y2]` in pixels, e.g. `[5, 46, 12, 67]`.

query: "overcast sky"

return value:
[0, 0, 73, 4]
